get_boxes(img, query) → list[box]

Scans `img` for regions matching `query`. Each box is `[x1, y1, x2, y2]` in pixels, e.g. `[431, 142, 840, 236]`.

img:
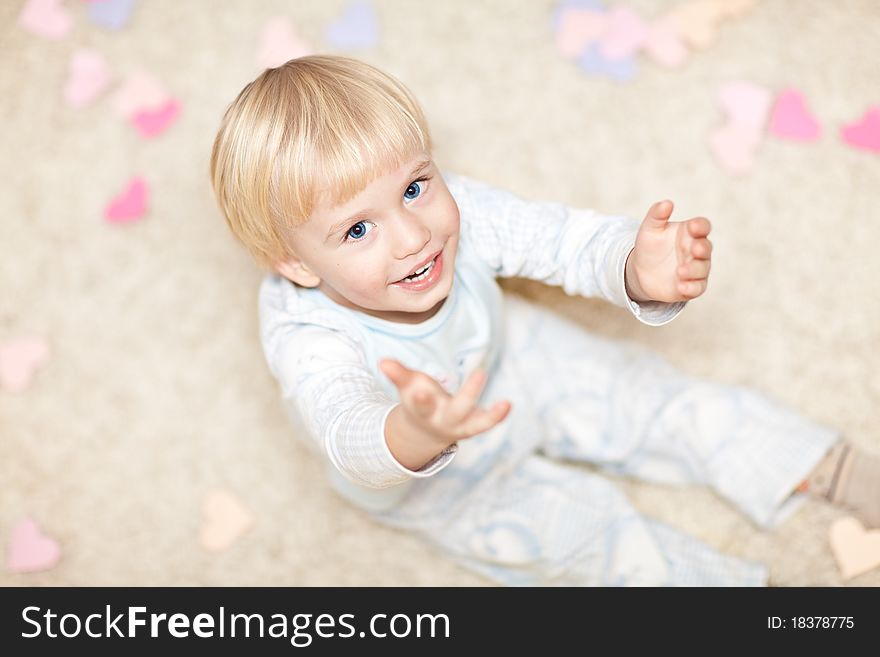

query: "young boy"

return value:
[210, 55, 879, 586]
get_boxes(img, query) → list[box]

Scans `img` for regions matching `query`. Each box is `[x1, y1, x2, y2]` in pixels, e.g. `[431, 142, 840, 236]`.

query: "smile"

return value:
[391, 251, 444, 292]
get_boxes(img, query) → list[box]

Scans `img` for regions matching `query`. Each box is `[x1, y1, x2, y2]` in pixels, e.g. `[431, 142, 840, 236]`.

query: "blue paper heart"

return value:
[325, 0, 379, 50]
[87, 0, 136, 31]
[577, 44, 637, 81]
[552, 0, 606, 31]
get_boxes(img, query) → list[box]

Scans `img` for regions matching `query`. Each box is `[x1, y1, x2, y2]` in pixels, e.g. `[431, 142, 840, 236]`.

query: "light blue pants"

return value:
[367, 294, 840, 586]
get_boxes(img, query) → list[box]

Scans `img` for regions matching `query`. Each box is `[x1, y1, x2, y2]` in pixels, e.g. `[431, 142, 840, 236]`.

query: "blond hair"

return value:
[209, 55, 433, 270]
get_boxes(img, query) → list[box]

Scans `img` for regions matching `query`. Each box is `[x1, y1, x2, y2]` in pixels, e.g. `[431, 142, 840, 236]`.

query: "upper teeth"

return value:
[403, 258, 435, 282]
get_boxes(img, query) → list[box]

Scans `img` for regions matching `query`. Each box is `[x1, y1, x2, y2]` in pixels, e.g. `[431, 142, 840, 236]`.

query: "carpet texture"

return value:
[1, 0, 878, 586]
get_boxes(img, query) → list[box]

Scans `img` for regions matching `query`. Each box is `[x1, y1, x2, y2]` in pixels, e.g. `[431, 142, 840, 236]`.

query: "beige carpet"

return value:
[2, 0, 879, 586]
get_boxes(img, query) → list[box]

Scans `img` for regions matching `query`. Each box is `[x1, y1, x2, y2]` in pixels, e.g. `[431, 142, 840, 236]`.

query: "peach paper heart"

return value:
[104, 177, 148, 223]
[200, 490, 255, 552]
[256, 17, 313, 69]
[840, 107, 880, 153]
[64, 49, 111, 108]
[131, 99, 180, 139]
[555, 8, 608, 59]
[769, 89, 821, 141]
[7, 518, 61, 573]
[18, 0, 72, 40]
[829, 517, 880, 580]
[642, 17, 688, 68]
[0, 336, 51, 392]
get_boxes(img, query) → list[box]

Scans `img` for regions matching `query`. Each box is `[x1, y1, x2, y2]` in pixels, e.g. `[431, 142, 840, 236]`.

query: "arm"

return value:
[270, 326, 457, 488]
[269, 326, 510, 486]
[445, 173, 698, 325]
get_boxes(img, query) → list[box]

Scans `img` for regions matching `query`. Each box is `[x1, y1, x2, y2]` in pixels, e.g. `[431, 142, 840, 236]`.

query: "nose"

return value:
[390, 208, 431, 260]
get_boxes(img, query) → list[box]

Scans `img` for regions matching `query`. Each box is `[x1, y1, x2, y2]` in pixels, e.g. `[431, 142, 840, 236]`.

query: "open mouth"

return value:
[399, 256, 437, 282]
[392, 251, 443, 291]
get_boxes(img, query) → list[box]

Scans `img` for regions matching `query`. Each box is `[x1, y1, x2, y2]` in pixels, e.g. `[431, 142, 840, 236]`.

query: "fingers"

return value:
[677, 279, 708, 299]
[690, 237, 712, 260]
[677, 258, 711, 280]
[446, 368, 487, 422]
[687, 217, 711, 238]
[380, 358, 440, 416]
[378, 358, 412, 388]
[457, 400, 512, 438]
[644, 200, 674, 227]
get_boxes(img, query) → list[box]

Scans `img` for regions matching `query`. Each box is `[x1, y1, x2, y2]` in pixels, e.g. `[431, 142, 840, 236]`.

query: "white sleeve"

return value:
[445, 172, 686, 327]
[268, 325, 457, 489]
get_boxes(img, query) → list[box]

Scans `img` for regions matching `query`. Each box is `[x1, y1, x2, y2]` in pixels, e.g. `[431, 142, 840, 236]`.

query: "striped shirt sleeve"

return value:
[445, 172, 686, 326]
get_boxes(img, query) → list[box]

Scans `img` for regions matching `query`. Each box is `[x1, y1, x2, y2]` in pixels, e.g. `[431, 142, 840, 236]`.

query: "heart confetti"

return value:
[6, 518, 61, 573]
[555, 7, 608, 59]
[642, 17, 688, 69]
[325, 0, 379, 50]
[769, 88, 822, 141]
[709, 123, 762, 175]
[17, 0, 72, 40]
[256, 17, 313, 69]
[87, 0, 136, 31]
[578, 43, 637, 81]
[598, 6, 648, 61]
[112, 71, 169, 119]
[718, 80, 773, 128]
[104, 177, 148, 223]
[709, 80, 771, 175]
[200, 489, 255, 552]
[131, 98, 181, 139]
[840, 107, 880, 153]
[0, 336, 51, 392]
[829, 517, 880, 580]
[63, 49, 111, 108]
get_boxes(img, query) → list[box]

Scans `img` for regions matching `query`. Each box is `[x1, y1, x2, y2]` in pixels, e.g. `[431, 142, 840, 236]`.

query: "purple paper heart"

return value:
[577, 43, 636, 81]
[87, 0, 136, 31]
[325, 0, 378, 50]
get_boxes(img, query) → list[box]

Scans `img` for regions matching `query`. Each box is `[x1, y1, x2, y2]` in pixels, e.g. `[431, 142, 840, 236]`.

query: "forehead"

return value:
[309, 155, 431, 224]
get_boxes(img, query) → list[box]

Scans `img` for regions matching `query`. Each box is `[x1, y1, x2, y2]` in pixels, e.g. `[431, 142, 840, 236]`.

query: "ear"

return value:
[274, 256, 321, 288]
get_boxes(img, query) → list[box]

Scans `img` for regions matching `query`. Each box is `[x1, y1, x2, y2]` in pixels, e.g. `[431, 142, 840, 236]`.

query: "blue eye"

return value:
[344, 220, 374, 242]
[404, 178, 428, 203]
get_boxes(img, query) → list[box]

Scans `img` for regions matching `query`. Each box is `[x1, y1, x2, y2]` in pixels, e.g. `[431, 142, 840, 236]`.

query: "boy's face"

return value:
[275, 155, 460, 324]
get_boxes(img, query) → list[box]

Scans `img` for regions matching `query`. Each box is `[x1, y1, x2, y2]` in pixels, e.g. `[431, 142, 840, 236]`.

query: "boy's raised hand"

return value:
[625, 200, 713, 304]
[378, 358, 511, 447]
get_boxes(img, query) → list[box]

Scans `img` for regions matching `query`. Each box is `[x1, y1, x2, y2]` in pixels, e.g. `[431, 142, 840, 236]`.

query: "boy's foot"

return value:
[800, 441, 880, 528]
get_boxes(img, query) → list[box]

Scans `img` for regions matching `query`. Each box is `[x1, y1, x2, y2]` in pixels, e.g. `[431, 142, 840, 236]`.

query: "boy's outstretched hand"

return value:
[625, 200, 713, 304]
[378, 358, 511, 470]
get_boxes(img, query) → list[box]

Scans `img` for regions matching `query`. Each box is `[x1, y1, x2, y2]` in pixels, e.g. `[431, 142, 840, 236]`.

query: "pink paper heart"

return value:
[7, 518, 61, 573]
[598, 6, 648, 61]
[717, 80, 772, 128]
[63, 49, 111, 108]
[18, 0, 72, 40]
[131, 98, 180, 138]
[840, 107, 880, 153]
[642, 17, 688, 69]
[555, 8, 608, 59]
[769, 89, 821, 141]
[112, 71, 169, 119]
[104, 177, 148, 223]
[0, 336, 51, 392]
[709, 122, 762, 175]
[256, 17, 313, 69]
